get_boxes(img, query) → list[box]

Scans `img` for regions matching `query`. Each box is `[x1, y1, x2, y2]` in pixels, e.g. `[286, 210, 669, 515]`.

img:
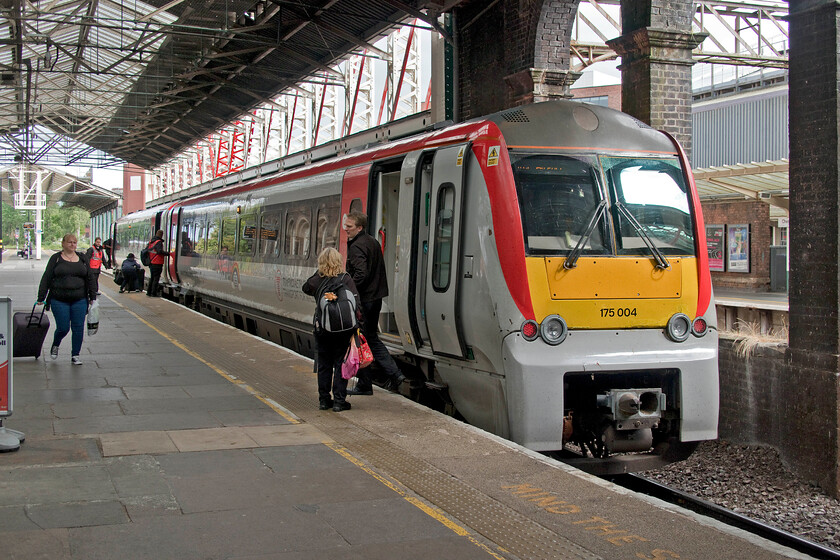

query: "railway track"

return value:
[608, 474, 840, 560]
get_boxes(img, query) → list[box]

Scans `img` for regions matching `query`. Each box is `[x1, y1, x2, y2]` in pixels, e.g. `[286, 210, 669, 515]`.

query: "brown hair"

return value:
[345, 211, 367, 230]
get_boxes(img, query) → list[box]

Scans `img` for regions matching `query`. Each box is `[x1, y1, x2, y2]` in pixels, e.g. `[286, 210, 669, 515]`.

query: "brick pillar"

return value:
[607, 28, 704, 156]
[455, 0, 580, 120]
[786, 0, 840, 497]
[503, 68, 582, 106]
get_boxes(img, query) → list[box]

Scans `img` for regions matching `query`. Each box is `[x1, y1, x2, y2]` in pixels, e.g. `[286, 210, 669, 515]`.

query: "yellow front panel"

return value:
[546, 257, 682, 299]
[525, 257, 700, 329]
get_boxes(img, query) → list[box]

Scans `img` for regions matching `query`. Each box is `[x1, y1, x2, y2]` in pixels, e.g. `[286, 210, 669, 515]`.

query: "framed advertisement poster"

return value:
[706, 225, 725, 272]
[727, 224, 750, 273]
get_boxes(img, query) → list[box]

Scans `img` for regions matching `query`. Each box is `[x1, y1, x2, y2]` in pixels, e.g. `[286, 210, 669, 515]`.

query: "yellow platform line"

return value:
[103, 293, 299, 424]
[325, 441, 508, 560]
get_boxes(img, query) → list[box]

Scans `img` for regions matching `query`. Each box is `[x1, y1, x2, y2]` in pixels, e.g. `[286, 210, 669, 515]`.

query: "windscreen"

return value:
[512, 154, 607, 255]
[602, 157, 695, 256]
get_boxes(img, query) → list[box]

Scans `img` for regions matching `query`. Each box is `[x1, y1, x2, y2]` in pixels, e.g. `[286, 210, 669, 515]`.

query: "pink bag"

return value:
[341, 337, 360, 380]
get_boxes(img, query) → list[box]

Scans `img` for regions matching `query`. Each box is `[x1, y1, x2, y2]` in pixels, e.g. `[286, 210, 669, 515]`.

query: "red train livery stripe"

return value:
[470, 125, 536, 321]
[662, 131, 712, 318]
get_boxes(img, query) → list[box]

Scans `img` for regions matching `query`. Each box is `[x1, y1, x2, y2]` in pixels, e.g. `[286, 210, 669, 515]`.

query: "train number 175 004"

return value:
[600, 307, 637, 318]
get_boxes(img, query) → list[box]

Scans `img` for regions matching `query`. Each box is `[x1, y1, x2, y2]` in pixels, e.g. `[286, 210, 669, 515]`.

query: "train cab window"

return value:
[348, 198, 363, 215]
[432, 184, 455, 291]
[221, 218, 237, 255]
[239, 215, 256, 256]
[511, 154, 606, 255]
[602, 156, 695, 256]
[259, 211, 282, 259]
[206, 220, 219, 255]
[315, 205, 339, 255]
[284, 210, 311, 258]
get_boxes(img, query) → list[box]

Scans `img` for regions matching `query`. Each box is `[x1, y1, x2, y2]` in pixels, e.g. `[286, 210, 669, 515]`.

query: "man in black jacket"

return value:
[343, 211, 406, 395]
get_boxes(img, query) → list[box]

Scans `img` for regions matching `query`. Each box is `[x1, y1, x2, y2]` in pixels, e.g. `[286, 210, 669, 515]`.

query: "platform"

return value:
[0, 253, 811, 560]
[715, 287, 789, 334]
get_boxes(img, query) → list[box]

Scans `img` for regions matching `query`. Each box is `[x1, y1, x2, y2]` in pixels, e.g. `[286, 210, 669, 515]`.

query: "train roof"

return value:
[483, 100, 678, 155]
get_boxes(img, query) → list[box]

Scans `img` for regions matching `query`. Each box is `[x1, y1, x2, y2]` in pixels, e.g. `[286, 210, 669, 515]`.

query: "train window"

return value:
[206, 219, 219, 255]
[221, 217, 237, 255]
[194, 220, 206, 254]
[432, 184, 455, 291]
[348, 198, 363, 215]
[259, 211, 282, 259]
[602, 156, 695, 256]
[511, 154, 606, 255]
[180, 220, 194, 257]
[284, 209, 311, 258]
[315, 205, 339, 255]
[239, 215, 256, 256]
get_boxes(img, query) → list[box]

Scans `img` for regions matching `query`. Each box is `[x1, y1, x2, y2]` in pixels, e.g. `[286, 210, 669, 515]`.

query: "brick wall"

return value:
[455, 0, 580, 119]
[702, 200, 771, 290]
[718, 338, 839, 496]
[570, 85, 621, 110]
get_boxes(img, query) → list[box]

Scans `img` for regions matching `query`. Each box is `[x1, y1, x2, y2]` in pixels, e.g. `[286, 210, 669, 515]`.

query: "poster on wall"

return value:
[727, 224, 750, 273]
[706, 225, 725, 272]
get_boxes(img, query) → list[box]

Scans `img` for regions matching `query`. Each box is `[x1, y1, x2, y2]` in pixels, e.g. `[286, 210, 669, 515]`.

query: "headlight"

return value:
[540, 315, 568, 345]
[666, 313, 691, 342]
[692, 317, 708, 337]
[521, 320, 539, 341]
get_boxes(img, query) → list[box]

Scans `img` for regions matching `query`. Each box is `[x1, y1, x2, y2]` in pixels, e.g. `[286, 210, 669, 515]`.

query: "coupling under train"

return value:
[113, 100, 719, 473]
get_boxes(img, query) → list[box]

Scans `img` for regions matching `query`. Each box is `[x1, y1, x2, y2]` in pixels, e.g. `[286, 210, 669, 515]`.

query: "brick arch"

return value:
[455, 0, 583, 118]
[532, 0, 580, 72]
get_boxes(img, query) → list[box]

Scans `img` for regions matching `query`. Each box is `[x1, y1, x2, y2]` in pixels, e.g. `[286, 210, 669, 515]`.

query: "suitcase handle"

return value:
[29, 302, 46, 327]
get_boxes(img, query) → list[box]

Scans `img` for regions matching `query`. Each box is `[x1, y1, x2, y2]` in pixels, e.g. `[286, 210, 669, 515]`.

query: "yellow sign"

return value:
[456, 146, 464, 167]
[487, 146, 500, 166]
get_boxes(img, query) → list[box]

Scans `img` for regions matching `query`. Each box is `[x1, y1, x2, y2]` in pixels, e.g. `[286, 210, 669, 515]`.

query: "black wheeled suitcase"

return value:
[13, 304, 50, 359]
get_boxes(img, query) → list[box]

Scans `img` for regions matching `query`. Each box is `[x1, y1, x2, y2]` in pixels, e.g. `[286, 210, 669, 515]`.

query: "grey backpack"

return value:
[314, 274, 358, 333]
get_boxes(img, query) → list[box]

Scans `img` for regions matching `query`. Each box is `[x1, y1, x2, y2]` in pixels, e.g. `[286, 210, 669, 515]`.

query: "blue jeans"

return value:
[51, 298, 88, 356]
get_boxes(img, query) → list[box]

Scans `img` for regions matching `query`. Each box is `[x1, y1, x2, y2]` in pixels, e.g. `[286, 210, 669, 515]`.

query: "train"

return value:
[112, 100, 719, 474]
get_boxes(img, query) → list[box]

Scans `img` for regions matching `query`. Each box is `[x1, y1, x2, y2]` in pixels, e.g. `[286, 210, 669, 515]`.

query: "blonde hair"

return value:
[62, 233, 77, 244]
[317, 247, 343, 277]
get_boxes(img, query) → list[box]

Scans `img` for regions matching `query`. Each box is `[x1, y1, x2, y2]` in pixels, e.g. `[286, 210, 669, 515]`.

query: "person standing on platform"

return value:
[85, 237, 105, 294]
[102, 237, 114, 269]
[302, 247, 360, 412]
[146, 229, 170, 297]
[343, 211, 406, 396]
[36, 233, 97, 365]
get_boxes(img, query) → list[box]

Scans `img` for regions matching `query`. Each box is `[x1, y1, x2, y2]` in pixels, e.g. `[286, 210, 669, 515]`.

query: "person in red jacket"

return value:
[85, 237, 105, 294]
[146, 230, 170, 297]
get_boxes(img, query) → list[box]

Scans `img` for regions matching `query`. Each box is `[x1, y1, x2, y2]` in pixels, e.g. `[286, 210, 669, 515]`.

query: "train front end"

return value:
[488, 102, 718, 473]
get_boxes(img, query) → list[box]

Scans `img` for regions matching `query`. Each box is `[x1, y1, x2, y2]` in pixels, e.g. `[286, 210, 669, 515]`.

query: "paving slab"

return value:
[0, 258, 813, 560]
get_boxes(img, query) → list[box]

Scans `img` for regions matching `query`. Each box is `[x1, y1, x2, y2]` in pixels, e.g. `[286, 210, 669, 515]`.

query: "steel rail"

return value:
[607, 473, 840, 560]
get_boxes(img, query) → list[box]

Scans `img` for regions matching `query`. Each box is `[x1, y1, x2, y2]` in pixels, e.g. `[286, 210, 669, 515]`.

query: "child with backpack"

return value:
[302, 247, 361, 412]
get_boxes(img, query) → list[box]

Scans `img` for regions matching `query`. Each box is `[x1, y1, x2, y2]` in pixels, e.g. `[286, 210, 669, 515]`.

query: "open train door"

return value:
[423, 143, 469, 359]
[165, 207, 181, 284]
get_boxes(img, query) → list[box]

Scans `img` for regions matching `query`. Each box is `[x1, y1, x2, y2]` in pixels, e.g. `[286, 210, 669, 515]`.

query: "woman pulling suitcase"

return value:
[36, 233, 97, 365]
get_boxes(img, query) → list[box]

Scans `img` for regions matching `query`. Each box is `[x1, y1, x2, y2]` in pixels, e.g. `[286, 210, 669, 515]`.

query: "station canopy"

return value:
[0, 165, 121, 213]
[693, 159, 789, 219]
[0, 0, 459, 170]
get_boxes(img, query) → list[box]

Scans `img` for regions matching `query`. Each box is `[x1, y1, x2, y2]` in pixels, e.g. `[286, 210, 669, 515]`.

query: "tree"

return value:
[43, 204, 90, 245]
[1, 202, 27, 244]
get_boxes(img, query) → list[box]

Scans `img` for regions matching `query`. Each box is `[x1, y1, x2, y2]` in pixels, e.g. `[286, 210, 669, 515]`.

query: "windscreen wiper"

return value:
[564, 199, 608, 269]
[614, 201, 670, 270]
